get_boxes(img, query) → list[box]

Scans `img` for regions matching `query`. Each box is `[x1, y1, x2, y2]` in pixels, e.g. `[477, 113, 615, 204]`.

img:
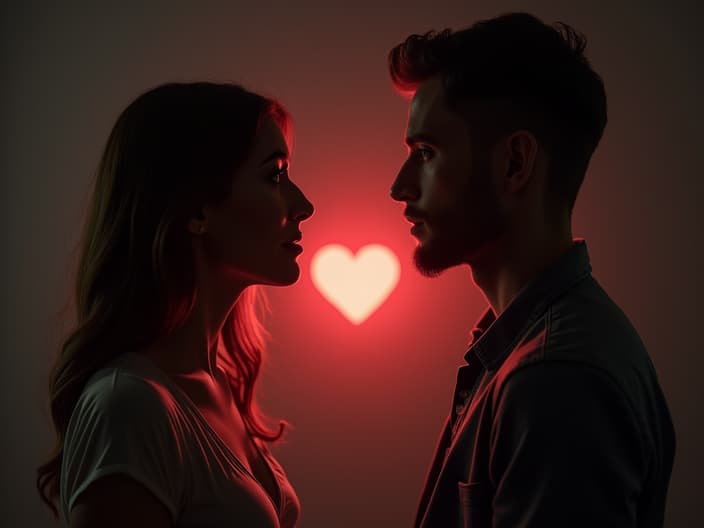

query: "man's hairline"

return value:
[402, 78, 581, 217]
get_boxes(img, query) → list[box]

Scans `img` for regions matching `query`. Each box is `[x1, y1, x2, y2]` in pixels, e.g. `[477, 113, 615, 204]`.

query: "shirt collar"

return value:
[464, 239, 593, 369]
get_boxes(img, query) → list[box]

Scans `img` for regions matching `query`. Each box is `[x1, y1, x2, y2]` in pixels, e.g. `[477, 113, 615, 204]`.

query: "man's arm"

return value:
[489, 361, 647, 527]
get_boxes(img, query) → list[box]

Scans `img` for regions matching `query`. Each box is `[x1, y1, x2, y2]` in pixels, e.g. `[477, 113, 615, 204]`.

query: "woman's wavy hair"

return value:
[36, 82, 290, 518]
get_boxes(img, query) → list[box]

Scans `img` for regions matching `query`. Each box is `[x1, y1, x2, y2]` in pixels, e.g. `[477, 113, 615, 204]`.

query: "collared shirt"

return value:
[450, 328, 488, 439]
[449, 240, 594, 439]
[415, 240, 676, 528]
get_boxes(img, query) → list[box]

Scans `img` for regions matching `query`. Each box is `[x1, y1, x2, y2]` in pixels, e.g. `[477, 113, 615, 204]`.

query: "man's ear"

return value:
[504, 130, 538, 193]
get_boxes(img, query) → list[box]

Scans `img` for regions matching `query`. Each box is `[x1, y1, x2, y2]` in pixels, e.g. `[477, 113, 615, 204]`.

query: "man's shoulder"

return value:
[492, 276, 654, 404]
[515, 276, 644, 359]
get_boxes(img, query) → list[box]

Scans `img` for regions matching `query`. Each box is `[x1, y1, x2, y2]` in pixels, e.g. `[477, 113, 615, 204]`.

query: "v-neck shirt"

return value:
[60, 352, 300, 527]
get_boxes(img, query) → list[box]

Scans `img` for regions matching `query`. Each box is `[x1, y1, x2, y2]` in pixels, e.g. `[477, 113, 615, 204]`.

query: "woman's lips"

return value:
[281, 242, 303, 254]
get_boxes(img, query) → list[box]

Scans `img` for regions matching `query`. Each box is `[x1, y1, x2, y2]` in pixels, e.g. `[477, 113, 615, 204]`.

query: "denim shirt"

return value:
[415, 240, 676, 528]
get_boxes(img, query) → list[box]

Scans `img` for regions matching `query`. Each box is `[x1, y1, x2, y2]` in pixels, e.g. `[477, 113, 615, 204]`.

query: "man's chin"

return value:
[413, 245, 458, 278]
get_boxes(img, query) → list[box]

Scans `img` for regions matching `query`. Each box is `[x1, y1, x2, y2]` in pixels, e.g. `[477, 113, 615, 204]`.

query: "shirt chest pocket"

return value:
[458, 481, 491, 528]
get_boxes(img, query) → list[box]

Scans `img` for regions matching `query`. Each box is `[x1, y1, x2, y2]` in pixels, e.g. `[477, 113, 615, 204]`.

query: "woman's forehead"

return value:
[251, 116, 290, 162]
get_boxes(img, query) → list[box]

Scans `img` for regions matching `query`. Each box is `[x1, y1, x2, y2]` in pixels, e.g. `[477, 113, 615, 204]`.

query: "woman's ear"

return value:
[187, 210, 207, 235]
[504, 130, 538, 193]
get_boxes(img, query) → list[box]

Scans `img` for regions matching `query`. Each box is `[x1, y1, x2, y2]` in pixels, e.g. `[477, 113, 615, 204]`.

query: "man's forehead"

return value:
[407, 77, 458, 137]
[412, 77, 444, 106]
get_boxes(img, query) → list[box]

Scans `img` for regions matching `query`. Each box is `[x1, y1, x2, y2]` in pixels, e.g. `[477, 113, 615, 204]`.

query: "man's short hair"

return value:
[388, 12, 607, 214]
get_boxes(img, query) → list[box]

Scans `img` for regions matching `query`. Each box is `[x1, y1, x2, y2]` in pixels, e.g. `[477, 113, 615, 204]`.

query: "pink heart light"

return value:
[310, 244, 401, 324]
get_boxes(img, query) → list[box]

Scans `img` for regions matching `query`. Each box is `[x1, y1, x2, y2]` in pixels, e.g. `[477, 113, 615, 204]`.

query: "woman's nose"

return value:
[291, 186, 314, 222]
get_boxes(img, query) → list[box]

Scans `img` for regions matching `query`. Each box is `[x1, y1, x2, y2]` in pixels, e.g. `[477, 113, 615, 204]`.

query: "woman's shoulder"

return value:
[61, 353, 188, 524]
[77, 352, 182, 422]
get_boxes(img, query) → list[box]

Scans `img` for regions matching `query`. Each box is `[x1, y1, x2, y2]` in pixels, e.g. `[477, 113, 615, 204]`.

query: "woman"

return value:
[36, 82, 314, 527]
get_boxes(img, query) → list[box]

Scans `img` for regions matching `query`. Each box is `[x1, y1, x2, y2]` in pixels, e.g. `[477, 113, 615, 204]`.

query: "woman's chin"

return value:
[264, 266, 301, 287]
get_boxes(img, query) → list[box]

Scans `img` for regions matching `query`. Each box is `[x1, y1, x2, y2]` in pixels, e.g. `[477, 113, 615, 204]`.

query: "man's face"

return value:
[390, 77, 507, 276]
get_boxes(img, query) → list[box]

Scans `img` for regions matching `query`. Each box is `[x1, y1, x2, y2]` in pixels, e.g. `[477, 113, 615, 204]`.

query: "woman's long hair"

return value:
[36, 82, 290, 518]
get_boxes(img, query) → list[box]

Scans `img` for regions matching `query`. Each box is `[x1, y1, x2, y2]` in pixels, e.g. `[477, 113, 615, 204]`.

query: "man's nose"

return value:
[390, 163, 420, 202]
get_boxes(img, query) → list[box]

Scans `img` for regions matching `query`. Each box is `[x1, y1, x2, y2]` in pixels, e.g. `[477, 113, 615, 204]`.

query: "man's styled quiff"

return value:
[389, 12, 607, 214]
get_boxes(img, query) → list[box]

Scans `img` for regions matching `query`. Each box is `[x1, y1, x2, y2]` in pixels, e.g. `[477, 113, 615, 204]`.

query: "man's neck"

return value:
[470, 227, 574, 317]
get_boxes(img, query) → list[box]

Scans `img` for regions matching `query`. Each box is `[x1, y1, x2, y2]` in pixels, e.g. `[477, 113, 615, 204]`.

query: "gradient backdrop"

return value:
[3, 1, 702, 526]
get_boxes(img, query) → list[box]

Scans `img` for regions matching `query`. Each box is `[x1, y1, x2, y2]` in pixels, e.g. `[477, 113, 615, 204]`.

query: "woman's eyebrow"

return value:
[259, 150, 289, 166]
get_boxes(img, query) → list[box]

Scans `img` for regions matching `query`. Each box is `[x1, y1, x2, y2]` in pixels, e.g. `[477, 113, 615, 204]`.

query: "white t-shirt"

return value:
[60, 352, 300, 527]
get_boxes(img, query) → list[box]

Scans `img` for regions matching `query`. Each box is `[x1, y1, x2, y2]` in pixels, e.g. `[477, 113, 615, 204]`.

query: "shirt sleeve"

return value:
[489, 361, 648, 527]
[60, 371, 186, 523]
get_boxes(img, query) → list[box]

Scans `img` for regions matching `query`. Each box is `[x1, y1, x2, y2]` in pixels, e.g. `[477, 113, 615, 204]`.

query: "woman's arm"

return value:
[69, 474, 173, 528]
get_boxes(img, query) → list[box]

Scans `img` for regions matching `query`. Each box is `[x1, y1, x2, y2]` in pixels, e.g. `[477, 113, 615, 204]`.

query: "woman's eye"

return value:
[271, 168, 288, 184]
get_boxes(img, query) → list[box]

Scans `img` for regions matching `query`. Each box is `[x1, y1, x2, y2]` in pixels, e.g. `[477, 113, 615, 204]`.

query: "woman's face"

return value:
[198, 116, 314, 286]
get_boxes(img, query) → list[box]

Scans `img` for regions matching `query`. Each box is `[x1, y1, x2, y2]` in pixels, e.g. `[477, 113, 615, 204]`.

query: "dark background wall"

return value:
[3, 1, 701, 526]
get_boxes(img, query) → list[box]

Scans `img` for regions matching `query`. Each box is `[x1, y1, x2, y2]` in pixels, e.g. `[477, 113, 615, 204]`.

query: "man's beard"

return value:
[413, 225, 466, 278]
[413, 173, 506, 277]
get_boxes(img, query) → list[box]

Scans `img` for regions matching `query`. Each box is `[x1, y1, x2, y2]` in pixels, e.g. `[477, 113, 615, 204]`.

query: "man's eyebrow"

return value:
[259, 150, 289, 166]
[404, 133, 438, 148]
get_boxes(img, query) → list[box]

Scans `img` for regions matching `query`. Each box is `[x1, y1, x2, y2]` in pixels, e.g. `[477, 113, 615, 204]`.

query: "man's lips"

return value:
[410, 223, 424, 237]
[404, 207, 426, 224]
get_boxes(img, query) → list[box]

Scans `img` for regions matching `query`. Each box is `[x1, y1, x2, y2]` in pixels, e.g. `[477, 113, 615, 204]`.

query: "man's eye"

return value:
[413, 147, 433, 162]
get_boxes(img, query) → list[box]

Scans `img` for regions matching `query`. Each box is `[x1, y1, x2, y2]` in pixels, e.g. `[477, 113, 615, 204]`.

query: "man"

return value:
[388, 12, 675, 527]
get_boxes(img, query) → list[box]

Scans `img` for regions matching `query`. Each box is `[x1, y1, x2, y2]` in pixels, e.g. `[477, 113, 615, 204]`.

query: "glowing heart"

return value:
[311, 244, 400, 324]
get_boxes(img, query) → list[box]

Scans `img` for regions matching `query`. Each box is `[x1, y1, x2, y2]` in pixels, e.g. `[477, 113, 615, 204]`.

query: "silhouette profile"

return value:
[389, 12, 675, 527]
[37, 82, 313, 527]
